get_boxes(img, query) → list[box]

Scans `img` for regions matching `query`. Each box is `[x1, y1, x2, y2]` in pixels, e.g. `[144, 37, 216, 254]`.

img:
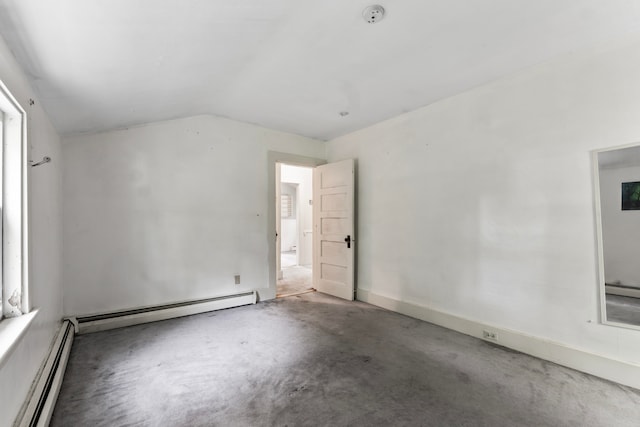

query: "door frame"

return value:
[266, 151, 325, 301]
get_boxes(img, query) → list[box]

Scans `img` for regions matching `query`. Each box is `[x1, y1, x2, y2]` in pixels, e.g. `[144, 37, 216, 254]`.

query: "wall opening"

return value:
[276, 163, 314, 297]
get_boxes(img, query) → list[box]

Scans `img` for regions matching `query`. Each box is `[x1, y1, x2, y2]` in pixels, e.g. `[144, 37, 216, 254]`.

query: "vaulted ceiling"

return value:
[1, 0, 640, 140]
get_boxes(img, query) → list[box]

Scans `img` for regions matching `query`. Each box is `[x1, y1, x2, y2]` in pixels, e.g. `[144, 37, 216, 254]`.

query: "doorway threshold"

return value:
[276, 288, 316, 299]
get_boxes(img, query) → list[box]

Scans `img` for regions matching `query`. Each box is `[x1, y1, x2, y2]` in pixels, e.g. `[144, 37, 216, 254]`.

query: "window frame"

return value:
[0, 78, 29, 319]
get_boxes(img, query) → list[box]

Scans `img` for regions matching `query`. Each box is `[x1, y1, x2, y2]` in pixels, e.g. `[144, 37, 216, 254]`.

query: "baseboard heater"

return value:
[15, 320, 74, 427]
[605, 284, 640, 299]
[69, 291, 257, 334]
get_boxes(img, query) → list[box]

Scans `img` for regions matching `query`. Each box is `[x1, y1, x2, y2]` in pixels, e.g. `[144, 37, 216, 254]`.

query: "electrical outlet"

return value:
[235, 275, 240, 285]
[482, 330, 498, 341]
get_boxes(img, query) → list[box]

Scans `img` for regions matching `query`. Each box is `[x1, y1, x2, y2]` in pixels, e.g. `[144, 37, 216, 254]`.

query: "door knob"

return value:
[345, 235, 351, 249]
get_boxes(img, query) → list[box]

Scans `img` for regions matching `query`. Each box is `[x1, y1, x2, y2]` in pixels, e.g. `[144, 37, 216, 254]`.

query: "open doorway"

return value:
[268, 153, 355, 301]
[276, 163, 314, 297]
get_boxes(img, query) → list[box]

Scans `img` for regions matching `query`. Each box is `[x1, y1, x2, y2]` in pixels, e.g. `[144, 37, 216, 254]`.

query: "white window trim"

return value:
[0, 78, 31, 362]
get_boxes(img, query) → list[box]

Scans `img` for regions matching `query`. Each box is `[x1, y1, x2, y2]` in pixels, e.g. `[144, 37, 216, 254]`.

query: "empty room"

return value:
[1, 1, 640, 426]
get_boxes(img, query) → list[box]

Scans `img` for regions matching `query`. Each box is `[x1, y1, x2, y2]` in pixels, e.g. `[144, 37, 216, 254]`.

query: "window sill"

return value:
[0, 309, 39, 369]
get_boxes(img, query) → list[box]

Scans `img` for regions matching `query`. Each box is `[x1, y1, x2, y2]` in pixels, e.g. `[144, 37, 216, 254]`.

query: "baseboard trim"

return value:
[15, 320, 74, 427]
[357, 289, 640, 390]
[70, 291, 257, 334]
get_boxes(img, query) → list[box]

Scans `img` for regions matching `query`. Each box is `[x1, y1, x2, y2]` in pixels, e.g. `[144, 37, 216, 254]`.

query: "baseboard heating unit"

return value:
[68, 291, 258, 334]
[15, 320, 74, 427]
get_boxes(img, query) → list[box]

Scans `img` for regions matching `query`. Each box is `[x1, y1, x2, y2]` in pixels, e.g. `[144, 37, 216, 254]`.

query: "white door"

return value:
[313, 159, 355, 301]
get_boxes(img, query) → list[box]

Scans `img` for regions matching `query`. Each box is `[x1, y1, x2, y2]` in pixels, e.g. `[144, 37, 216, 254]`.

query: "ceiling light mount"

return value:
[363, 5, 385, 24]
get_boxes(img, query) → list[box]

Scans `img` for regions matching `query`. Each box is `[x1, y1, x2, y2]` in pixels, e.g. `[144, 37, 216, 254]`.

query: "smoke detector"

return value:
[363, 5, 385, 24]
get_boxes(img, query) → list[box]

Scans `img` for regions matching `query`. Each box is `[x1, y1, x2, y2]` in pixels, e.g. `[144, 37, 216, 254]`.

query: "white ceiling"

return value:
[2, 1, 640, 140]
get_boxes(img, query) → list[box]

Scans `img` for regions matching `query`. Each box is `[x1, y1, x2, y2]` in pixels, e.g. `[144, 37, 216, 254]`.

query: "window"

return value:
[0, 79, 28, 320]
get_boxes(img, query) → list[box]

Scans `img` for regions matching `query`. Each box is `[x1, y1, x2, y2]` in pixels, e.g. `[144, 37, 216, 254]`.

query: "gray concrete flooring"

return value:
[51, 292, 640, 427]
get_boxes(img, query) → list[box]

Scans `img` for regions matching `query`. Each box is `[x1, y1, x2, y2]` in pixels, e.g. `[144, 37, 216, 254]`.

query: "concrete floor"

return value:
[51, 293, 640, 427]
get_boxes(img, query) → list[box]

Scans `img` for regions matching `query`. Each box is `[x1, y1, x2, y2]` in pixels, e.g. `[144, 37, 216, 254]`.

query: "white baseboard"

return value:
[356, 289, 640, 390]
[70, 291, 257, 334]
[15, 320, 74, 427]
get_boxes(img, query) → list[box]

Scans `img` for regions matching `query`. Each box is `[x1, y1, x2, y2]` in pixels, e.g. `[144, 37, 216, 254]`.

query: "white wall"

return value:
[281, 164, 313, 266]
[63, 115, 324, 316]
[600, 165, 640, 288]
[0, 36, 63, 426]
[327, 36, 640, 380]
